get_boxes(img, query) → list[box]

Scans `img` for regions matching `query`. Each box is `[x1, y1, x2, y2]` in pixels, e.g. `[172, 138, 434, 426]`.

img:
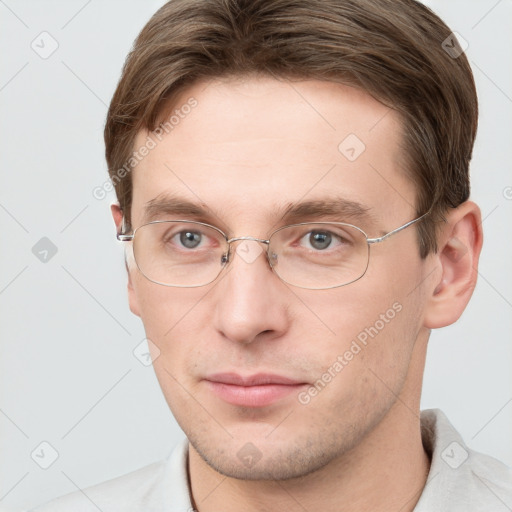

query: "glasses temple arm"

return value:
[366, 210, 430, 244]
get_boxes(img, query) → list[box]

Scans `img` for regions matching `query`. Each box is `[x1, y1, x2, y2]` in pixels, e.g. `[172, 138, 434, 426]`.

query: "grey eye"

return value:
[309, 231, 332, 250]
[179, 231, 202, 248]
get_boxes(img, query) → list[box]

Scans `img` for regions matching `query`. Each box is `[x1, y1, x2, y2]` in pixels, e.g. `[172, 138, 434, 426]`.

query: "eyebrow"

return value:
[142, 193, 376, 232]
[144, 194, 209, 221]
[277, 197, 375, 227]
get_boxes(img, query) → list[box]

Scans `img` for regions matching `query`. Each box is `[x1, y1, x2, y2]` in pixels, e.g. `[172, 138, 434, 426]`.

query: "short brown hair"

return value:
[105, 0, 478, 257]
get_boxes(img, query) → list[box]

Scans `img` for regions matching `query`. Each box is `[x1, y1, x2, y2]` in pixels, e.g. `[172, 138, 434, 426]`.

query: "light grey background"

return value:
[0, 1, 511, 510]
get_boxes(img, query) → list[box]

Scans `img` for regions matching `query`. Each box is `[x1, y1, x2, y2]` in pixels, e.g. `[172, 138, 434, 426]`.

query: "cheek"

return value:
[132, 271, 200, 338]
[132, 277, 208, 413]
[296, 257, 423, 387]
[132, 274, 213, 378]
[295, 279, 401, 354]
[295, 298, 420, 433]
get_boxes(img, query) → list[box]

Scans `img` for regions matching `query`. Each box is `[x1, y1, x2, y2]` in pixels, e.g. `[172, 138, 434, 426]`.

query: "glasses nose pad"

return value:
[220, 251, 230, 266]
[268, 250, 278, 267]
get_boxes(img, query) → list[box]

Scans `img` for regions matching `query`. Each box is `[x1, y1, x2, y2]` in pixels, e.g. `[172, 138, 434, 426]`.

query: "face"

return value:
[124, 77, 434, 479]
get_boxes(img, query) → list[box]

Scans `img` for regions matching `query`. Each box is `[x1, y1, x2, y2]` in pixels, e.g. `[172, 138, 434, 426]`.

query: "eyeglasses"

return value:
[116, 212, 429, 290]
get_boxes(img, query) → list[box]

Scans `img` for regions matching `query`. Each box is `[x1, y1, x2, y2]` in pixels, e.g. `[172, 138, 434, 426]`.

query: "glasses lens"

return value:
[269, 223, 369, 289]
[133, 221, 227, 287]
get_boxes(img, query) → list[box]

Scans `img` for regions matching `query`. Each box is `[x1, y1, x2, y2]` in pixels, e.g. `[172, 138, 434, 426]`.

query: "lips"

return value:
[207, 372, 304, 386]
[204, 372, 307, 407]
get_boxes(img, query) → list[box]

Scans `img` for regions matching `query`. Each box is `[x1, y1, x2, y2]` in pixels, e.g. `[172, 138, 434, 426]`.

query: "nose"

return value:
[212, 239, 290, 345]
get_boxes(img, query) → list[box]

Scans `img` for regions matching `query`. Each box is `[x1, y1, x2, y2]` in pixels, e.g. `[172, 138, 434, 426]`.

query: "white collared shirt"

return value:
[31, 409, 512, 511]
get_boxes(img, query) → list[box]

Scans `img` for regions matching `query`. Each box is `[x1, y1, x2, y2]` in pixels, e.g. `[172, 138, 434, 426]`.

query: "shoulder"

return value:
[30, 439, 190, 512]
[416, 409, 512, 511]
[31, 461, 166, 512]
[466, 440, 512, 510]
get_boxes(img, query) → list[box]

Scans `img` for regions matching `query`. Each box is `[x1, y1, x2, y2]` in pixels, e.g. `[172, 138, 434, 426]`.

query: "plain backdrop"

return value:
[0, 0, 511, 510]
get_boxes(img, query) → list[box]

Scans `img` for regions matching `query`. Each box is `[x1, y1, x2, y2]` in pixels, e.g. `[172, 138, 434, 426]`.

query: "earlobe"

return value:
[423, 201, 483, 329]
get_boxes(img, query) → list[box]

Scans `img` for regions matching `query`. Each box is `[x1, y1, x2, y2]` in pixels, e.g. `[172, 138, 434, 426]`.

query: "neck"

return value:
[188, 336, 431, 512]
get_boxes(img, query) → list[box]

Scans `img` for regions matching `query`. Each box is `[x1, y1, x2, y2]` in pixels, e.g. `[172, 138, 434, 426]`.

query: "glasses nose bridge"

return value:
[222, 235, 272, 266]
[226, 235, 270, 246]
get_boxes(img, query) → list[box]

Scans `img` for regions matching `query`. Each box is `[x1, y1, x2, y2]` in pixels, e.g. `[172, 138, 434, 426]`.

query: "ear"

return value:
[111, 202, 141, 318]
[111, 201, 124, 232]
[423, 201, 483, 329]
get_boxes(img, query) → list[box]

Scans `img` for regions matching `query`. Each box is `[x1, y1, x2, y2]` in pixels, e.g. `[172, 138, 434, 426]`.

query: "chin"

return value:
[188, 430, 348, 481]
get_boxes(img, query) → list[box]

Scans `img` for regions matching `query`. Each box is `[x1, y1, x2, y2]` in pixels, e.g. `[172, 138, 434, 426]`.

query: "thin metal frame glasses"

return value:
[117, 211, 429, 290]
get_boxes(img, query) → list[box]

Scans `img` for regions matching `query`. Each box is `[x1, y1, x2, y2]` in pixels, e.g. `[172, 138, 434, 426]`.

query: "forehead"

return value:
[130, 76, 416, 231]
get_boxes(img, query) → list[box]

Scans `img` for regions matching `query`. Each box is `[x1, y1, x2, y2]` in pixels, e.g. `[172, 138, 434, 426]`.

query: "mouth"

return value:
[203, 372, 308, 408]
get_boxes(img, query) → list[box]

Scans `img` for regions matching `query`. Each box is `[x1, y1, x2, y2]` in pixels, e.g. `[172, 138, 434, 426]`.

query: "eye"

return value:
[161, 226, 213, 250]
[306, 231, 332, 250]
[299, 229, 348, 251]
[142, 222, 225, 260]
[176, 230, 203, 249]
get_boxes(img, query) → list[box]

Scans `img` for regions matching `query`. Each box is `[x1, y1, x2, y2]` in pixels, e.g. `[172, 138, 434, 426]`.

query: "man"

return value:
[32, 0, 512, 510]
